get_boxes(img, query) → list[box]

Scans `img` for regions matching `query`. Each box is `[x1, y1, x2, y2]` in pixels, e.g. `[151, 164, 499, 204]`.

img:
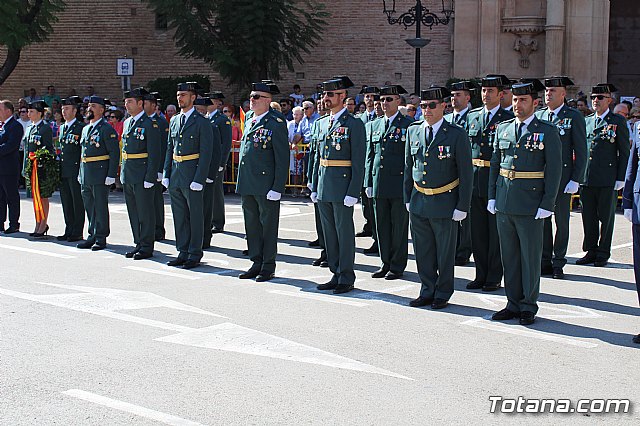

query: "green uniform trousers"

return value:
[314, 203, 327, 259]
[212, 169, 226, 230]
[455, 216, 472, 261]
[318, 201, 356, 285]
[81, 184, 110, 245]
[410, 214, 457, 300]
[373, 197, 408, 274]
[203, 181, 215, 248]
[241, 194, 280, 274]
[496, 212, 543, 314]
[59, 176, 85, 238]
[124, 183, 156, 254]
[580, 186, 617, 261]
[470, 194, 503, 283]
[169, 186, 204, 262]
[360, 187, 377, 241]
[153, 184, 165, 240]
[542, 192, 571, 268]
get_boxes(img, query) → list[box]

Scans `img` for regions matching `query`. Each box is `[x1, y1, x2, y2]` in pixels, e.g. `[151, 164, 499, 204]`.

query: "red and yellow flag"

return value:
[239, 108, 246, 134]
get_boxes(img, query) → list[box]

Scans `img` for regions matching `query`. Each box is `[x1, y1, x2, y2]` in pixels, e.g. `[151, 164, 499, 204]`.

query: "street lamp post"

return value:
[382, 0, 455, 93]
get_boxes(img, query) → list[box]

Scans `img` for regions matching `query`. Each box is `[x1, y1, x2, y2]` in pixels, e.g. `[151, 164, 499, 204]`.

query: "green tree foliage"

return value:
[0, 0, 66, 86]
[144, 0, 328, 90]
[147, 74, 211, 110]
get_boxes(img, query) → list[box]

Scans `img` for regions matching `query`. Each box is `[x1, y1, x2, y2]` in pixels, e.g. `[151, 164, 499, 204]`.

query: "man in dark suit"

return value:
[622, 120, 640, 344]
[0, 100, 24, 234]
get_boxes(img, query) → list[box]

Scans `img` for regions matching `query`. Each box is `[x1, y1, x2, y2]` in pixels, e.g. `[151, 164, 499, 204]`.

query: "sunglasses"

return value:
[223, 110, 230, 113]
[303, 106, 312, 110]
[20, 110, 28, 113]
[109, 115, 116, 119]
[250, 93, 270, 100]
[381, 97, 397, 103]
[590, 95, 610, 101]
[420, 101, 440, 109]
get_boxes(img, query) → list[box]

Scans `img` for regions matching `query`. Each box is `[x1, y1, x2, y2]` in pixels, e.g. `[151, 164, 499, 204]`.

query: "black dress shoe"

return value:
[552, 267, 565, 279]
[576, 254, 596, 265]
[633, 334, 640, 344]
[239, 269, 260, 279]
[466, 280, 484, 290]
[594, 260, 608, 267]
[77, 240, 95, 249]
[167, 258, 186, 267]
[482, 282, 502, 292]
[541, 265, 554, 276]
[409, 296, 433, 307]
[320, 261, 329, 267]
[308, 239, 320, 247]
[312, 255, 327, 266]
[371, 268, 389, 279]
[455, 258, 469, 266]
[256, 272, 275, 282]
[155, 235, 166, 242]
[492, 308, 520, 321]
[363, 243, 379, 255]
[181, 260, 200, 270]
[125, 248, 140, 258]
[355, 229, 372, 238]
[519, 311, 536, 325]
[317, 280, 338, 291]
[212, 228, 224, 234]
[333, 284, 354, 294]
[57, 234, 70, 241]
[67, 235, 83, 242]
[431, 298, 449, 310]
[91, 243, 106, 251]
[242, 249, 248, 256]
[202, 242, 211, 249]
[4, 227, 19, 234]
[385, 271, 403, 280]
[133, 252, 153, 260]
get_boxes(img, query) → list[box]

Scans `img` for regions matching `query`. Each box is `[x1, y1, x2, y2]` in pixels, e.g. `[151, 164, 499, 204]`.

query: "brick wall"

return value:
[0, 0, 453, 106]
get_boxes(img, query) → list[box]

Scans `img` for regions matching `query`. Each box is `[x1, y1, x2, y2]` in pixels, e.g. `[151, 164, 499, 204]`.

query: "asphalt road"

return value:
[1, 190, 638, 425]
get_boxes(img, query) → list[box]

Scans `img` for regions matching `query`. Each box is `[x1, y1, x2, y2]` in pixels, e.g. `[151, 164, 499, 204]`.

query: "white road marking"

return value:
[460, 318, 598, 348]
[200, 257, 230, 266]
[473, 294, 603, 319]
[157, 322, 412, 380]
[268, 290, 369, 307]
[278, 228, 316, 233]
[0, 243, 75, 259]
[63, 389, 206, 426]
[123, 266, 201, 281]
[567, 242, 632, 258]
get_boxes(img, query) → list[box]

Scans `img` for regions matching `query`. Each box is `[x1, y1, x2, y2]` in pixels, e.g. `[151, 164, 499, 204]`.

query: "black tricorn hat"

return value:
[379, 85, 407, 96]
[86, 96, 106, 106]
[420, 86, 451, 101]
[449, 80, 476, 92]
[481, 76, 505, 89]
[177, 81, 203, 94]
[359, 85, 381, 94]
[544, 76, 575, 88]
[322, 76, 355, 91]
[27, 100, 47, 112]
[144, 92, 161, 102]
[485, 74, 512, 88]
[194, 97, 214, 106]
[205, 91, 225, 100]
[123, 87, 149, 101]
[591, 83, 618, 94]
[518, 78, 545, 93]
[61, 96, 82, 106]
[511, 82, 541, 97]
[251, 81, 280, 95]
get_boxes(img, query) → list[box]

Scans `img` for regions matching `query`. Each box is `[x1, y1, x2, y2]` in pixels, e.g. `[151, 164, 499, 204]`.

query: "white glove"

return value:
[614, 180, 625, 191]
[452, 209, 467, 222]
[365, 187, 373, 198]
[189, 182, 203, 191]
[143, 181, 154, 189]
[104, 177, 115, 186]
[534, 208, 553, 219]
[218, 166, 224, 172]
[307, 182, 313, 191]
[405, 203, 410, 212]
[310, 192, 318, 203]
[161, 178, 170, 188]
[206, 178, 214, 183]
[156, 172, 162, 182]
[343, 195, 358, 207]
[266, 190, 281, 201]
[487, 199, 496, 215]
[624, 209, 633, 222]
[77, 176, 81, 184]
[563, 180, 579, 194]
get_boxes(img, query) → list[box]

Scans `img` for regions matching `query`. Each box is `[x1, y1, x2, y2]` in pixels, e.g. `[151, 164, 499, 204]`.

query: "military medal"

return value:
[335, 143, 341, 151]
[538, 133, 544, 150]
[446, 146, 451, 158]
[438, 145, 445, 160]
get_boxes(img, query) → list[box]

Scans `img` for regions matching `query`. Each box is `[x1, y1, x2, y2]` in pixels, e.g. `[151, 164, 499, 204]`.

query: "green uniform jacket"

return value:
[311, 111, 366, 202]
[403, 119, 473, 218]
[444, 107, 471, 131]
[164, 110, 214, 188]
[210, 110, 233, 167]
[584, 111, 630, 187]
[22, 121, 54, 175]
[58, 119, 85, 179]
[359, 110, 377, 125]
[306, 117, 326, 187]
[535, 105, 588, 190]
[79, 118, 120, 186]
[489, 116, 562, 215]
[365, 113, 414, 198]
[467, 107, 514, 197]
[121, 114, 162, 185]
[206, 120, 222, 181]
[151, 113, 169, 175]
[236, 109, 289, 195]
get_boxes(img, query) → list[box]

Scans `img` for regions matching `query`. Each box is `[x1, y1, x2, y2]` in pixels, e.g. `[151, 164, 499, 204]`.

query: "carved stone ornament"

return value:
[501, 16, 545, 69]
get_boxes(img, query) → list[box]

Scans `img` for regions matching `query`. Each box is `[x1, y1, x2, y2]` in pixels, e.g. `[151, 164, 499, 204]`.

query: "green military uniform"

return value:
[580, 84, 630, 264]
[404, 87, 473, 304]
[208, 95, 233, 233]
[78, 105, 120, 247]
[121, 96, 163, 257]
[466, 76, 514, 289]
[311, 76, 366, 293]
[357, 86, 380, 243]
[58, 104, 85, 240]
[237, 93, 288, 277]
[366, 89, 414, 277]
[164, 84, 214, 265]
[308, 117, 327, 262]
[488, 82, 562, 317]
[150, 111, 169, 240]
[535, 77, 587, 273]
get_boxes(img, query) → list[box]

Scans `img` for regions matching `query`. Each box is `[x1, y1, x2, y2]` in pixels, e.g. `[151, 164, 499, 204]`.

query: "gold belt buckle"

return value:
[508, 170, 516, 180]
